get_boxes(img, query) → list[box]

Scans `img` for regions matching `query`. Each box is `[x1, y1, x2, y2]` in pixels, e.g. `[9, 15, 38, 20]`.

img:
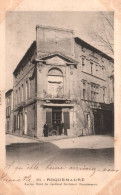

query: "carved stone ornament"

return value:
[70, 71, 73, 75]
[70, 64, 74, 75]
[38, 62, 44, 72]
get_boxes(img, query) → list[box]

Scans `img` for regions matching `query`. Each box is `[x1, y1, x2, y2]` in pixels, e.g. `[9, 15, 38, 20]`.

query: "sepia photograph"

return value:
[5, 11, 114, 169]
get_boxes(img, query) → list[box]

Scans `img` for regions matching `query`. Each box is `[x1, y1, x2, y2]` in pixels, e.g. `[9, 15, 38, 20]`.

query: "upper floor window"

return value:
[26, 80, 28, 99]
[83, 89, 86, 100]
[7, 97, 10, 104]
[102, 66, 105, 79]
[91, 91, 94, 101]
[82, 57, 86, 72]
[92, 51, 95, 56]
[28, 79, 31, 98]
[82, 58, 85, 66]
[103, 87, 105, 102]
[91, 83, 99, 102]
[16, 90, 17, 105]
[82, 80, 87, 100]
[48, 68, 63, 98]
[96, 64, 98, 72]
[95, 85, 99, 102]
[90, 62, 93, 75]
[19, 87, 20, 103]
[22, 84, 24, 101]
[6, 106, 11, 117]
[82, 46, 86, 52]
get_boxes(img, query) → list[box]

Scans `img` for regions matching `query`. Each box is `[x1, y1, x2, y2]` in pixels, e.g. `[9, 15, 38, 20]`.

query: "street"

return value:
[6, 134, 114, 169]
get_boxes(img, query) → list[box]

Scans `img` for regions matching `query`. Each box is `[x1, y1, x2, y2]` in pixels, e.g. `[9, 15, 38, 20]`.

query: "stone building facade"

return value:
[5, 89, 13, 133]
[7, 25, 114, 138]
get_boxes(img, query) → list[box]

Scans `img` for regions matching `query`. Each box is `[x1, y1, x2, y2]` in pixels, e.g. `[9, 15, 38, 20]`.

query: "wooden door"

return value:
[64, 112, 70, 135]
[94, 113, 101, 134]
[14, 115, 16, 131]
[46, 112, 52, 130]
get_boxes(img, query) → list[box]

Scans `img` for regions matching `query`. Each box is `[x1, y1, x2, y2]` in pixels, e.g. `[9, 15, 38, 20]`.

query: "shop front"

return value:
[93, 103, 114, 135]
[43, 103, 74, 136]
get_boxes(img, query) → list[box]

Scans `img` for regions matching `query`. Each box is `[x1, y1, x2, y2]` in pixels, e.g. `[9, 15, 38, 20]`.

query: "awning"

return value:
[43, 103, 74, 107]
[100, 103, 114, 110]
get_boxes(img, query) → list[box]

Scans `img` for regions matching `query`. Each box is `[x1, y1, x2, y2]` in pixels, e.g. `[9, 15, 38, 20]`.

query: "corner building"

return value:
[12, 25, 114, 138]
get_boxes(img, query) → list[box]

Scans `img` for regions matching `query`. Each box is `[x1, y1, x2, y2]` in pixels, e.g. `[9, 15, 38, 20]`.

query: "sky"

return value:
[6, 11, 113, 90]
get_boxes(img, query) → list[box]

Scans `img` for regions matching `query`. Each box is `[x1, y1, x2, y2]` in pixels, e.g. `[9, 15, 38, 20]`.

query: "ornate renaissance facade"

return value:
[6, 25, 114, 138]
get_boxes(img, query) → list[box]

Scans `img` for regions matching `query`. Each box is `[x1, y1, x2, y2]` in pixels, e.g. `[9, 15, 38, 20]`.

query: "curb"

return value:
[6, 133, 77, 143]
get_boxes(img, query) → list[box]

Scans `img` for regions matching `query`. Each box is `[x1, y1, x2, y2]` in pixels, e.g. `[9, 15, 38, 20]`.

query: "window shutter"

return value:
[64, 112, 70, 129]
[46, 112, 52, 129]
[14, 115, 16, 130]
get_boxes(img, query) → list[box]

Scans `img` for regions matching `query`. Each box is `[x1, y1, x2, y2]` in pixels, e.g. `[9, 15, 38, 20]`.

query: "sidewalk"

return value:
[51, 135, 114, 149]
[6, 133, 75, 146]
[6, 134, 38, 146]
[6, 133, 114, 149]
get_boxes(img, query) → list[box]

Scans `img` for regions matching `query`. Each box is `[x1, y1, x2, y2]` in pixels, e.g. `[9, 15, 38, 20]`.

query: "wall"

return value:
[6, 91, 13, 133]
[13, 63, 36, 109]
[71, 41, 114, 135]
[12, 43, 37, 135]
[36, 59, 73, 99]
[36, 25, 74, 58]
[37, 101, 46, 138]
[74, 42, 113, 104]
[24, 104, 36, 137]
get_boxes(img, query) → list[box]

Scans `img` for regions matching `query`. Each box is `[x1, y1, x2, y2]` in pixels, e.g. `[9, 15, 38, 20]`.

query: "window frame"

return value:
[48, 68, 63, 97]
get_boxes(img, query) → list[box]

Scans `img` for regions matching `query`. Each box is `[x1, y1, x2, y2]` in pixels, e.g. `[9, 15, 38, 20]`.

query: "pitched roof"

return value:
[36, 52, 78, 64]
[5, 89, 13, 96]
[13, 41, 36, 75]
[75, 37, 114, 62]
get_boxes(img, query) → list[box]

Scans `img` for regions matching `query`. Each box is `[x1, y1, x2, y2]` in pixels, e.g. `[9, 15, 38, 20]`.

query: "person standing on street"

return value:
[43, 122, 48, 137]
[59, 121, 64, 135]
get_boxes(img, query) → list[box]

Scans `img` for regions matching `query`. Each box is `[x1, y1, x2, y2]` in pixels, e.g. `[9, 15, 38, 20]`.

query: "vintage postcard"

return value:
[0, 0, 121, 194]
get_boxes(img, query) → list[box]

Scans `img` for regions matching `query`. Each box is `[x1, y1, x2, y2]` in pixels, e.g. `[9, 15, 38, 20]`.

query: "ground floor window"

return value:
[7, 121, 9, 131]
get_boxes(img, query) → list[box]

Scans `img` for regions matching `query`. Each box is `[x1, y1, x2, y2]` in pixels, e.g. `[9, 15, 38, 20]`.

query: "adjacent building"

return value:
[6, 25, 114, 138]
[5, 89, 13, 133]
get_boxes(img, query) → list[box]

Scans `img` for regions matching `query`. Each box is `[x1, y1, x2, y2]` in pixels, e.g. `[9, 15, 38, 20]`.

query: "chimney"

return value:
[36, 25, 74, 57]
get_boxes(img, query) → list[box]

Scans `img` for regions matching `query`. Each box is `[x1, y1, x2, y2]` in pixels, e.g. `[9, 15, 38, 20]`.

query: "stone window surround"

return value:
[81, 79, 107, 103]
[47, 67, 64, 97]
